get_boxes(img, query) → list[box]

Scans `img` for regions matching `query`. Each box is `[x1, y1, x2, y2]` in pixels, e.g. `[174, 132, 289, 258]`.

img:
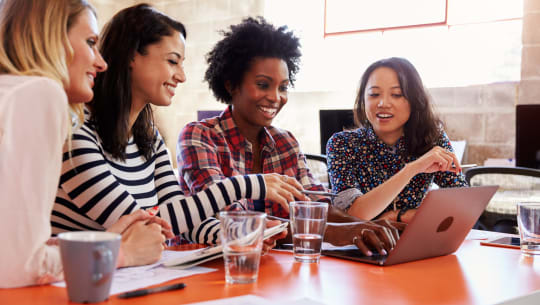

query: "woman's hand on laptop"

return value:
[371, 218, 407, 234]
[325, 221, 401, 256]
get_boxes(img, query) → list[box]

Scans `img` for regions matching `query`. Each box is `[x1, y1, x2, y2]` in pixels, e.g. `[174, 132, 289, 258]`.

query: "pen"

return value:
[117, 283, 186, 299]
[452, 164, 477, 169]
[301, 190, 338, 198]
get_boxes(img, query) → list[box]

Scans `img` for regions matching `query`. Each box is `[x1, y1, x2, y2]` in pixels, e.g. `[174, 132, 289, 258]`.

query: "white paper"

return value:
[321, 242, 357, 250]
[495, 290, 540, 305]
[54, 250, 217, 295]
[185, 294, 327, 305]
[185, 295, 273, 305]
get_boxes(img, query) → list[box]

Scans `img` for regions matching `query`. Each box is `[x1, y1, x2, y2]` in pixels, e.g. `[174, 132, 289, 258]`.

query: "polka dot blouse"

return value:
[326, 126, 468, 216]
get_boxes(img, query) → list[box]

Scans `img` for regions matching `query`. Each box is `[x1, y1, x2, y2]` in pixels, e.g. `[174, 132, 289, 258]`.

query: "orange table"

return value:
[2, 238, 540, 305]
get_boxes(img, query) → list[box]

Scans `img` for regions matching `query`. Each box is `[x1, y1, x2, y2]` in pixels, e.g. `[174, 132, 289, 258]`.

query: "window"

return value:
[325, 0, 447, 35]
[265, 0, 522, 89]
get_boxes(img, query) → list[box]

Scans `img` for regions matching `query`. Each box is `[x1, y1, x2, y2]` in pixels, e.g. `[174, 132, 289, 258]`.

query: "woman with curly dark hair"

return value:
[178, 17, 404, 256]
[52, 5, 304, 248]
[327, 57, 468, 223]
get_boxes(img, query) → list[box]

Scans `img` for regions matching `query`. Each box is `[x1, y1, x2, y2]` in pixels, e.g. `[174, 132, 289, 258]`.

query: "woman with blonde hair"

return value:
[0, 0, 172, 288]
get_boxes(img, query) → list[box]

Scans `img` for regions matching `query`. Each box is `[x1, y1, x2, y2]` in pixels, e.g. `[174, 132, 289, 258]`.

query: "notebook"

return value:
[322, 186, 499, 266]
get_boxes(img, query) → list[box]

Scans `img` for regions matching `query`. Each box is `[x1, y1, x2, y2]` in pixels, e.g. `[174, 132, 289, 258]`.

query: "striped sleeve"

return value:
[153, 133, 266, 242]
[54, 124, 266, 244]
[55, 124, 139, 230]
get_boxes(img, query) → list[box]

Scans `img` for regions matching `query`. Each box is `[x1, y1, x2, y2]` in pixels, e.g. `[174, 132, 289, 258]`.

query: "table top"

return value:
[2, 234, 540, 305]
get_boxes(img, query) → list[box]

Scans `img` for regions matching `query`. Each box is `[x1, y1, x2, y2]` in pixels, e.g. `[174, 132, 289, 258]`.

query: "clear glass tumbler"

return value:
[219, 211, 266, 284]
[289, 201, 328, 263]
[517, 202, 540, 256]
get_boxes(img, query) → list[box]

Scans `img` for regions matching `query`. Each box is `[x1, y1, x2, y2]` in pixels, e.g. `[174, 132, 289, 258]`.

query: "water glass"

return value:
[219, 211, 266, 284]
[517, 202, 540, 256]
[289, 201, 328, 263]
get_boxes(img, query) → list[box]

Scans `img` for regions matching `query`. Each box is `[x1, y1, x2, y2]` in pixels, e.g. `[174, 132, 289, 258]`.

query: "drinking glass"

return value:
[219, 211, 266, 284]
[517, 202, 540, 256]
[289, 201, 328, 263]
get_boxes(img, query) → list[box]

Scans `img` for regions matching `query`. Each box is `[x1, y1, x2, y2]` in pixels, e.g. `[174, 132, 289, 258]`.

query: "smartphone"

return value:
[480, 236, 521, 249]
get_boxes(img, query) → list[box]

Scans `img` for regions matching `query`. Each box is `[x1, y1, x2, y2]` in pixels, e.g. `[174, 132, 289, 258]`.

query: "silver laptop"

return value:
[322, 186, 499, 266]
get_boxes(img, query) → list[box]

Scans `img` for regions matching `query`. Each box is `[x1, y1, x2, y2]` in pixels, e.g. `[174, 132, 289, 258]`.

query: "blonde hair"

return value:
[0, 0, 95, 125]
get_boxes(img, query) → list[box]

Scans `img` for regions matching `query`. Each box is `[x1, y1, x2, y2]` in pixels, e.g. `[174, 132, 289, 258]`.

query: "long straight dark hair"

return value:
[354, 57, 442, 157]
[90, 3, 186, 160]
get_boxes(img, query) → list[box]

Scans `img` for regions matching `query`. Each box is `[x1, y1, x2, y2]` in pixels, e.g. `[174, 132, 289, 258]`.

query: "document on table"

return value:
[53, 250, 217, 295]
[185, 295, 328, 305]
[495, 289, 540, 305]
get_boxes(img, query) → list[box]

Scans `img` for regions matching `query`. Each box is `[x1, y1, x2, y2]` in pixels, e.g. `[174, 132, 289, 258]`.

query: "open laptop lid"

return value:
[322, 185, 499, 266]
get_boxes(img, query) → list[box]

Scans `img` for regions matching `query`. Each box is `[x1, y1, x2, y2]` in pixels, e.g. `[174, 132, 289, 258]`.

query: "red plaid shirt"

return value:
[177, 106, 326, 218]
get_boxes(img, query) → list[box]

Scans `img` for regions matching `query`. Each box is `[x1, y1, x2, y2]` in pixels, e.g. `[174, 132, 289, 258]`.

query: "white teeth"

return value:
[377, 113, 392, 118]
[87, 74, 94, 81]
[259, 106, 277, 115]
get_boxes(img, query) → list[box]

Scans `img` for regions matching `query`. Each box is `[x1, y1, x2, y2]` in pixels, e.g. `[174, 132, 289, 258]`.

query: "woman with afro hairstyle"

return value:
[178, 17, 404, 256]
[52, 5, 302, 250]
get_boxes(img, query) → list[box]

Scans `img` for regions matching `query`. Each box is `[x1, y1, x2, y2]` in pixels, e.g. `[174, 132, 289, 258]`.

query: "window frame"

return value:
[324, 0, 449, 37]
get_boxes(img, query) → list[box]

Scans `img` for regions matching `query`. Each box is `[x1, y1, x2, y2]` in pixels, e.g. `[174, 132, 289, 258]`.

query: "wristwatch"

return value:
[397, 208, 407, 222]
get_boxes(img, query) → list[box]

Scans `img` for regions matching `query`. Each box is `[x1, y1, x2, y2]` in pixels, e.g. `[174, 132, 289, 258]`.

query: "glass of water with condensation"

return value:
[219, 211, 266, 284]
[290, 201, 328, 263]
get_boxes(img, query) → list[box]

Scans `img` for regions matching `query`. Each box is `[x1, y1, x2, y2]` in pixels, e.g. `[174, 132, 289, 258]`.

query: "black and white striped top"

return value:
[52, 118, 266, 244]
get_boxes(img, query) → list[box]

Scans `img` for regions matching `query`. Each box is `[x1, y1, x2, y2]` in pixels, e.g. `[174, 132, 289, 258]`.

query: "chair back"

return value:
[319, 109, 355, 154]
[516, 104, 540, 169]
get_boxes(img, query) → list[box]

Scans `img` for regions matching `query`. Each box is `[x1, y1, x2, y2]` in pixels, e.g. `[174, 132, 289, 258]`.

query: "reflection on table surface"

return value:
[2, 232, 540, 305]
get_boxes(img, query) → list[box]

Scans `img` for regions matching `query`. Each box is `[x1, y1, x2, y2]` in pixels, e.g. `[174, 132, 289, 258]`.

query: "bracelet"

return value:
[397, 209, 407, 222]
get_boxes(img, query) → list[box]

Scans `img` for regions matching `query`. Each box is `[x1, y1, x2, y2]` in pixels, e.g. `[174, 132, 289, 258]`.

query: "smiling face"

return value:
[364, 67, 411, 145]
[230, 57, 289, 138]
[65, 8, 107, 103]
[130, 31, 186, 109]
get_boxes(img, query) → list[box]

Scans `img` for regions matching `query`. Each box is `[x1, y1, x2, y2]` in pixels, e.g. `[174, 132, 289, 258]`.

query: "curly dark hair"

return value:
[90, 3, 186, 161]
[354, 57, 443, 157]
[204, 16, 301, 104]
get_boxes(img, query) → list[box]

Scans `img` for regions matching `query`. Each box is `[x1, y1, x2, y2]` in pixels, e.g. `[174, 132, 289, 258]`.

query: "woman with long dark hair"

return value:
[327, 57, 467, 223]
[52, 4, 301, 246]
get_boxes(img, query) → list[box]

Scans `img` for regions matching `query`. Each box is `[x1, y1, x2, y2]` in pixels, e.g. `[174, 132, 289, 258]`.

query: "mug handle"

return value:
[92, 245, 114, 284]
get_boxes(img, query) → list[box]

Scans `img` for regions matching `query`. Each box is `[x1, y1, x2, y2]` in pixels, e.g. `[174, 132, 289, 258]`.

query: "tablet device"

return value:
[164, 221, 289, 269]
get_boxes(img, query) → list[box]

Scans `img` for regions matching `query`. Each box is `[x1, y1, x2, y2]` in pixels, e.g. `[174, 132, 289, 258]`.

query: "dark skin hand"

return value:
[270, 212, 406, 256]
[324, 219, 406, 256]
[379, 208, 417, 224]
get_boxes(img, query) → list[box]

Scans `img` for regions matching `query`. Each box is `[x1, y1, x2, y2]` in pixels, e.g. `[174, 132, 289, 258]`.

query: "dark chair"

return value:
[465, 166, 540, 233]
[319, 109, 355, 154]
[516, 104, 540, 169]
[304, 153, 330, 189]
